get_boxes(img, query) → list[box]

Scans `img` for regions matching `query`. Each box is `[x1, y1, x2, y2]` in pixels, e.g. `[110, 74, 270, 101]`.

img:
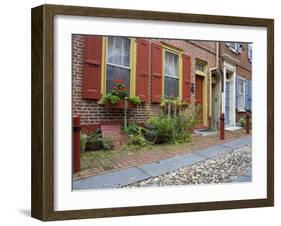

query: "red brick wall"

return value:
[220, 42, 252, 80]
[72, 35, 161, 133]
[72, 35, 218, 132]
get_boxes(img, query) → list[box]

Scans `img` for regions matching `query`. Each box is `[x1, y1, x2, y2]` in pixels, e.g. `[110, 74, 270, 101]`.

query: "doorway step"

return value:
[225, 126, 243, 131]
[194, 128, 217, 136]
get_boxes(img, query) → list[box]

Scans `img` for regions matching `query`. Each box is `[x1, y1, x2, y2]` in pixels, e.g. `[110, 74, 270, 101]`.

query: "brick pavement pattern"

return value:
[74, 130, 249, 180]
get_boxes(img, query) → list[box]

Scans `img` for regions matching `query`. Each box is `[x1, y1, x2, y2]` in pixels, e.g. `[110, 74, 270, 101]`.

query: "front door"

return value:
[195, 76, 204, 126]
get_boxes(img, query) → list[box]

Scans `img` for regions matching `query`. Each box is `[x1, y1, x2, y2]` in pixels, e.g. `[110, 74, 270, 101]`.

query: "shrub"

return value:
[128, 96, 141, 105]
[124, 124, 143, 136]
[173, 109, 196, 143]
[127, 134, 147, 147]
[239, 116, 246, 128]
[100, 137, 114, 150]
[145, 115, 174, 143]
[145, 106, 196, 144]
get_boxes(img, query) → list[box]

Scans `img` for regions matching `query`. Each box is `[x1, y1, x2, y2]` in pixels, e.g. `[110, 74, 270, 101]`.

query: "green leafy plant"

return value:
[128, 96, 141, 105]
[239, 116, 246, 128]
[127, 134, 147, 147]
[100, 137, 114, 150]
[101, 93, 121, 105]
[145, 115, 174, 143]
[110, 79, 128, 99]
[123, 124, 143, 136]
[87, 132, 102, 142]
[145, 106, 197, 144]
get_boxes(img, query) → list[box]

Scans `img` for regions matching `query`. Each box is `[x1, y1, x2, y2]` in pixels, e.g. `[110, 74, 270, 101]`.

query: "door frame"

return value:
[222, 61, 236, 126]
[195, 72, 208, 127]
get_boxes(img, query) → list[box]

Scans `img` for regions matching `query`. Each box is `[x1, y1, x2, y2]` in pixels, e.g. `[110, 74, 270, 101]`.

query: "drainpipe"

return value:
[208, 42, 220, 128]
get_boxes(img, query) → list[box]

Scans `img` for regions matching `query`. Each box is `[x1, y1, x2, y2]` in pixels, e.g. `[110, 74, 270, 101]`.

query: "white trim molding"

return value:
[223, 60, 236, 126]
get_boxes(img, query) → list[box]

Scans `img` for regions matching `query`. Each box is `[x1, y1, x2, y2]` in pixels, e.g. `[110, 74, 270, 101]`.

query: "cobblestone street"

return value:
[124, 145, 251, 188]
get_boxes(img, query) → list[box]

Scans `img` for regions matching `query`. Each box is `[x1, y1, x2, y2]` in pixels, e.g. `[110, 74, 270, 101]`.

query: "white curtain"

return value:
[165, 51, 178, 77]
[107, 37, 130, 67]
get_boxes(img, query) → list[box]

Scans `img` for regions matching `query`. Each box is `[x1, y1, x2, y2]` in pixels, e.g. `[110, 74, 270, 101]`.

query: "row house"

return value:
[72, 35, 252, 133]
[211, 42, 252, 128]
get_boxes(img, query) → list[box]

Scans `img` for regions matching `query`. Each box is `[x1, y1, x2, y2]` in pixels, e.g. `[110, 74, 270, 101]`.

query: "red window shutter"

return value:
[182, 54, 191, 102]
[82, 36, 102, 99]
[136, 38, 149, 102]
[151, 43, 162, 103]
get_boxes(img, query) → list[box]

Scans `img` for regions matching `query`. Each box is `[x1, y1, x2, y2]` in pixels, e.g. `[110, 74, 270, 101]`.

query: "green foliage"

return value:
[128, 96, 141, 105]
[101, 93, 121, 105]
[173, 109, 197, 143]
[100, 137, 114, 150]
[145, 115, 174, 143]
[80, 133, 88, 152]
[100, 80, 130, 105]
[239, 116, 246, 128]
[145, 106, 196, 144]
[127, 134, 147, 147]
[123, 124, 143, 136]
[160, 95, 181, 106]
[109, 79, 128, 99]
[87, 132, 102, 142]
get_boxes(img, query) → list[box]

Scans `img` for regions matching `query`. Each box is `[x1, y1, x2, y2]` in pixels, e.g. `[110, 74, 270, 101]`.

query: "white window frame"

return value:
[226, 42, 241, 54]
[164, 49, 180, 97]
[248, 43, 253, 63]
[237, 76, 246, 112]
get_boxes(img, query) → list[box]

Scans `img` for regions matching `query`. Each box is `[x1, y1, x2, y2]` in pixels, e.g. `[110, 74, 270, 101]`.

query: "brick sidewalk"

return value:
[74, 129, 250, 180]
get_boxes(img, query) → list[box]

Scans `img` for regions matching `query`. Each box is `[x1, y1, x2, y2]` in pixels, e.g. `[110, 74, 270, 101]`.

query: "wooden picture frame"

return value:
[31, 4, 274, 221]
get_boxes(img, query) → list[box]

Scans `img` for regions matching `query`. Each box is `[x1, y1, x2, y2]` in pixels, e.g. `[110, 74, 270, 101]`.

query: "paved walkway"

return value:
[75, 129, 249, 180]
[73, 136, 251, 190]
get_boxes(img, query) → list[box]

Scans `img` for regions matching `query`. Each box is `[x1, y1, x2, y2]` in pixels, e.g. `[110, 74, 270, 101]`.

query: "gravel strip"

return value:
[124, 145, 251, 188]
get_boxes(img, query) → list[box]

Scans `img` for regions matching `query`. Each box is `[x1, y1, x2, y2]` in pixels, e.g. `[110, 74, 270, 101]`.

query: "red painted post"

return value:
[220, 113, 225, 140]
[73, 115, 81, 173]
[208, 116, 212, 129]
[246, 112, 250, 134]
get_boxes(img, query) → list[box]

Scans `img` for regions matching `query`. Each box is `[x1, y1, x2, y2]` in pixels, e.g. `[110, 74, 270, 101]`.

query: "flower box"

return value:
[104, 100, 136, 109]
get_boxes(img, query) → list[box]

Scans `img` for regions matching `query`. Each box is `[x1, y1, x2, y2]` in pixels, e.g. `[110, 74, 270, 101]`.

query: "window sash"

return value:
[248, 44, 253, 62]
[164, 50, 180, 97]
[164, 51, 179, 78]
[237, 78, 245, 110]
[164, 76, 179, 97]
[226, 42, 241, 53]
[196, 63, 205, 72]
[107, 37, 131, 68]
[106, 37, 131, 94]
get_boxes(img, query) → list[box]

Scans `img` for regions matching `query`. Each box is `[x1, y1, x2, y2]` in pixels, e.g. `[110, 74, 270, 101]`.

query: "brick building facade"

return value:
[72, 35, 252, 133]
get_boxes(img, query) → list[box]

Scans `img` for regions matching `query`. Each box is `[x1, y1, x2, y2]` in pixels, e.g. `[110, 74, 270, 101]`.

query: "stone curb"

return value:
[73, 136, 251, 190]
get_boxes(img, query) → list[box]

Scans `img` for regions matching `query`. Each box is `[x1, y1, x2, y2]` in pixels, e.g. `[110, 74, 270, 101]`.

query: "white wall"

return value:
[0, 0, 279, 225]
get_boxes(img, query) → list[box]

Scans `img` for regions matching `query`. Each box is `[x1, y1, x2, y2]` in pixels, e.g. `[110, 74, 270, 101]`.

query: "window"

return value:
[237, 77, 246, 111]
[248, 43, 253, 62]
[196, 62, 205, 72]
[164, 51, 179, 97]
[226, 42, 241, 53]
[106, 37, 131, 94]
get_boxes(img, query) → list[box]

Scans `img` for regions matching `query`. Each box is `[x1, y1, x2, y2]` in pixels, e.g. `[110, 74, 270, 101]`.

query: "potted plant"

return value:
[100, 80, 141, 109]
